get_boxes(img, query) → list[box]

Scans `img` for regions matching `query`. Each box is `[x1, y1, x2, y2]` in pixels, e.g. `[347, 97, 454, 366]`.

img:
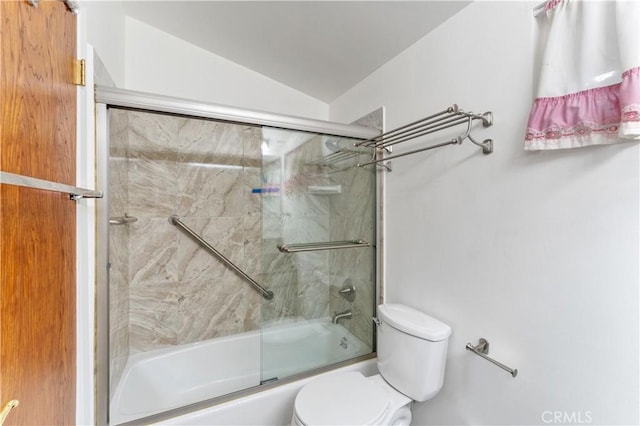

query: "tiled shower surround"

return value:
[108, 107, 377, 391]
[108, 109, 130, 395]
[109, 109, 262, 353]
[329, 108, 382, 345]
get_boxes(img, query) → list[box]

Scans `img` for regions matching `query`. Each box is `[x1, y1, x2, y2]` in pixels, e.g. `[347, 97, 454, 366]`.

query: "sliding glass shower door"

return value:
[104, 104, 377, 424]
[259, 127, 377, 382]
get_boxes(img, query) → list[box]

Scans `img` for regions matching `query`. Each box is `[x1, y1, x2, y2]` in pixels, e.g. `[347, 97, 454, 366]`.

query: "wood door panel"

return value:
[0, 0, 76, 184]
[0, 0, 78, 424]
[0, 185, 76, 425]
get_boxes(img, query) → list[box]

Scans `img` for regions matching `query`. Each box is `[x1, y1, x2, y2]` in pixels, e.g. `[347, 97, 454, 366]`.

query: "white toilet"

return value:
[292, 304, 451, 425]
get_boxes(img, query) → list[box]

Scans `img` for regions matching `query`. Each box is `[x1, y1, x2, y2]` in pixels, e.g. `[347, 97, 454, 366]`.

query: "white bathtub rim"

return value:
[110, 317, 372, 425]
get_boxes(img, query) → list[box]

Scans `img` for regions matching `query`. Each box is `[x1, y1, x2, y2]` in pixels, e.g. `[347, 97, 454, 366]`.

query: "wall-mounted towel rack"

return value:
[278, 240, 371, 253]
[466, 338, 518, 378]
[308, 139, 373, 169]
[169, 215, 274, 300]
[310, 148, 365, 167]
[356, 104, 493, 170]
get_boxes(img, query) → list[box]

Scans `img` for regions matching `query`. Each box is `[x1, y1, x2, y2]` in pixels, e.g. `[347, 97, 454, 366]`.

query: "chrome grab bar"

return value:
[169, 215, 274, 300]
[277, 240, 371, 253]
[466, 338, 518, 378]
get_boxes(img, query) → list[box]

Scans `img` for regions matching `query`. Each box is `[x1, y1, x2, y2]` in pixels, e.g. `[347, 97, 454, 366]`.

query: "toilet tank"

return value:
[376, 304, 451, 402]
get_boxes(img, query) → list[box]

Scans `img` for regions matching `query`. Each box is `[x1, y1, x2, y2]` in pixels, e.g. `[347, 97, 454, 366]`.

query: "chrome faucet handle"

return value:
[338, 279, 356, 302]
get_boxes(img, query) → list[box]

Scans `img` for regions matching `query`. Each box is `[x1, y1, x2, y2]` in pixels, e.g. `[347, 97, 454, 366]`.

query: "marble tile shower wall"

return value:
[261, 158, 300, 323]
[329, 108, 382, 346]
[261, 128, 376, 341]
[109, 108, 378, 363]
[328, 161, 375, 345]
[109, 109, 130, 395]
[262, 134, 333, 324]
[111, 109, 264, 353]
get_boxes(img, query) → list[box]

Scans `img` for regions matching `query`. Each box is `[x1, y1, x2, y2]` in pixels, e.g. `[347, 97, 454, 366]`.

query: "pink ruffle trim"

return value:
[524, 67, 640, 150]
[545, 0, 563, 13]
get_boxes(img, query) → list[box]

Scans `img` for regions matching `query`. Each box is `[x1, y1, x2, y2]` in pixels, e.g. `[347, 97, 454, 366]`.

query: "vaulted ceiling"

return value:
[122, 1, 470, 102]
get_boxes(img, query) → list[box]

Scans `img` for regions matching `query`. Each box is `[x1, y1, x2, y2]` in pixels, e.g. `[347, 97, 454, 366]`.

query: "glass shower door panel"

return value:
[260, 127, 376, 382]
[107, 108, 266, 423]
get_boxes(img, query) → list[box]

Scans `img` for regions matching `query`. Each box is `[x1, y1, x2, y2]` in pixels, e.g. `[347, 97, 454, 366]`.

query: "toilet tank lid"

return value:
[378, 304, 451, 341]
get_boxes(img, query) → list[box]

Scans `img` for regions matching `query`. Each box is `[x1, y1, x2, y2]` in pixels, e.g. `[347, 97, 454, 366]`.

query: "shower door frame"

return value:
[94, 86, 384, 425]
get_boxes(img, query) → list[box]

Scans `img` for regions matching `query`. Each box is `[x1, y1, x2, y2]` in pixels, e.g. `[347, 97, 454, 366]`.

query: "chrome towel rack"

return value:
[278, 240, 371, 253]
[169, 215, 274, 300]
[466, 338, 518, 378]
[308, 139, 373, 168]
[310, 147, 365, 167]
[356, 104, 493, 170]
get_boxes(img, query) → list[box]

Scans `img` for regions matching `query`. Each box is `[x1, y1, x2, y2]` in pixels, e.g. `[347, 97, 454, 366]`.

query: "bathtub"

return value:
[110, 318, 372, 425]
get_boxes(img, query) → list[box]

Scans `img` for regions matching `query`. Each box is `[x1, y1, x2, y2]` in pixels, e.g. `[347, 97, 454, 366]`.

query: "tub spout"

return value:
[332, 310, 353, 324]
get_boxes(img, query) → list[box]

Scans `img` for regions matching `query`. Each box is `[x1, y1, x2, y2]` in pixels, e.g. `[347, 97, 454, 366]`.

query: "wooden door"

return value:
[0, 1, 77, 424]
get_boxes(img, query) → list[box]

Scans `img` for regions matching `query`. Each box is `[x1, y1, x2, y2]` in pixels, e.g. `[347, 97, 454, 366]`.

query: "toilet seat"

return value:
[293, 372, 408, 426]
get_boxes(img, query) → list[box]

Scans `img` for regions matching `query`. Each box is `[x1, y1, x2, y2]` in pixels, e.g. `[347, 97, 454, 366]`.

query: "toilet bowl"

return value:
[291, 304, 451, 426]
[292, 372, 411, 426]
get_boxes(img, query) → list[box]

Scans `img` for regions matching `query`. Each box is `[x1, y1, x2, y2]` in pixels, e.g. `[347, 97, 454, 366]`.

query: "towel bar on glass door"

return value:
[109, 214, 138, 225]
[169, 215, 274, 300]
[0, 171, 103, 200]
[277, 240, 371, 253]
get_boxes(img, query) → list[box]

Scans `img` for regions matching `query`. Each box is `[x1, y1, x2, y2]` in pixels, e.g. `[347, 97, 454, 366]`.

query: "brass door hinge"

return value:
[73, 59, 86, 86]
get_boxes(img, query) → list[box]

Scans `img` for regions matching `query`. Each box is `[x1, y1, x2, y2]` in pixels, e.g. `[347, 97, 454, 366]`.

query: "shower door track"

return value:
[95, 86, 379, 139]
[116, 353, 376, 426]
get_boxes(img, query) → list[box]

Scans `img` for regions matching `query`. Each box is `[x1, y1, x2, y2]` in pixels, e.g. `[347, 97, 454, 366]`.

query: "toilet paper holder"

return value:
[466, 338, 518, 378]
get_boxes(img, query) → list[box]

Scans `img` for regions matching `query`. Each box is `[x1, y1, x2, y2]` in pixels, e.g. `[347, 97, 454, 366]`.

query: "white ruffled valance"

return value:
[525, 0, 640, 150]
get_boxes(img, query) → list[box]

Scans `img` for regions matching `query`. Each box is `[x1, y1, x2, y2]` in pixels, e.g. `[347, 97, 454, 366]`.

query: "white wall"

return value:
[83, 1, 126, 87]
[124, 17, 328, 119]
[83, 4, 328, 118]
[331, 2, 639, 425]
